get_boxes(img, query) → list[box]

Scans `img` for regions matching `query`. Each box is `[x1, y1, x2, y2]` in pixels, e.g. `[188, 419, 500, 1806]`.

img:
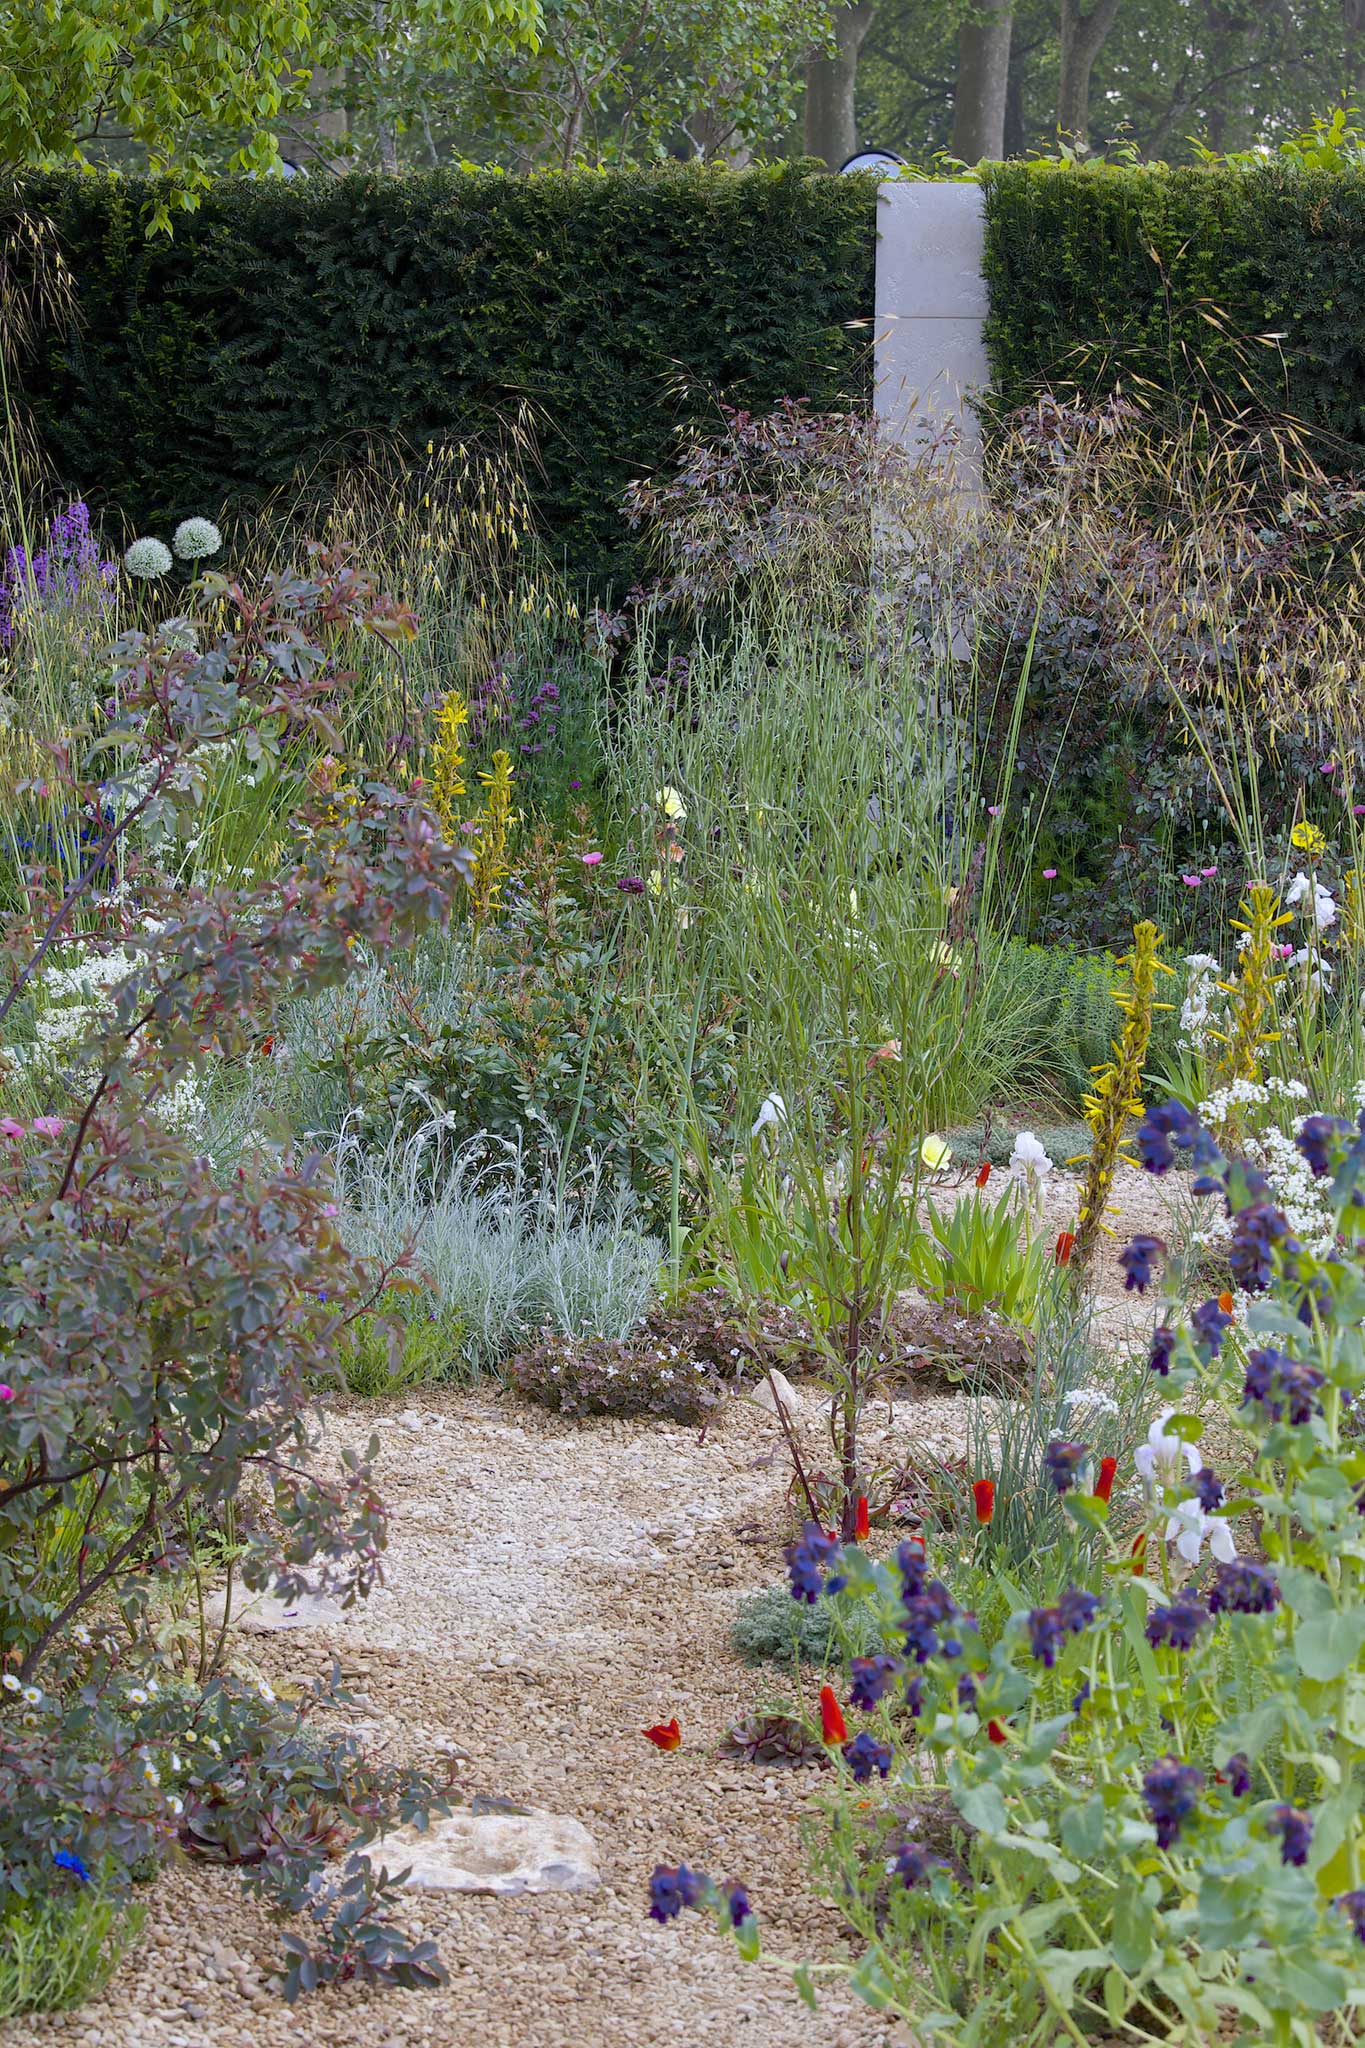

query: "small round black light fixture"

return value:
[838, 148, 907, 175]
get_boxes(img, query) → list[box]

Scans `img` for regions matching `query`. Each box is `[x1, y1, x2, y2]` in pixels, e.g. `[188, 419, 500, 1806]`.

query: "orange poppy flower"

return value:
[642, 1718, 681, 1751]
[972, 1479, 996, 1525]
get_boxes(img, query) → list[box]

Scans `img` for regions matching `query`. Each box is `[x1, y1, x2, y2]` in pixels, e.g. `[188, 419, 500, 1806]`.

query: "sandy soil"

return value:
[6, 1168, 1184, 2048]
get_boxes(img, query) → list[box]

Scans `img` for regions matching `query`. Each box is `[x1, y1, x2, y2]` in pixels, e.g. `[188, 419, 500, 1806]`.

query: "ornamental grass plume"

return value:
[1071, 920, 1170, 1275]
[1213, 883, 1288, 1102]
[430, 689, 468, 841]
[469, 747, 514, 924]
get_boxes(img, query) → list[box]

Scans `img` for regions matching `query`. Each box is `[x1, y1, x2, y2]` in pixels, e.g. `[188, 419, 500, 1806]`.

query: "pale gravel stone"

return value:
[381, 1810, 600, 1895]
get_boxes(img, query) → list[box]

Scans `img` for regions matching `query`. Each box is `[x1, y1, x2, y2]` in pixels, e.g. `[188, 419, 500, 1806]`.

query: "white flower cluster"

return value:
[123, 536, 172, 579]
[172, 516, 222, 561]
[1192, 1077, 1337, 1262]
[1178, 952, 1225, 1054]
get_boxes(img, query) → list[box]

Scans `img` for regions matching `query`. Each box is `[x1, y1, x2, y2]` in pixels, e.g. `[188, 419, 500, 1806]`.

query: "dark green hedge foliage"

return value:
[10, 165, 877, 591]
[980, 160, 1365, 453]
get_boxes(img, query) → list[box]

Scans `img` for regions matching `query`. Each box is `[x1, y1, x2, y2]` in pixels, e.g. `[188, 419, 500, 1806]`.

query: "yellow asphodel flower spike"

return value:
[1072, 920, 1171, 1277]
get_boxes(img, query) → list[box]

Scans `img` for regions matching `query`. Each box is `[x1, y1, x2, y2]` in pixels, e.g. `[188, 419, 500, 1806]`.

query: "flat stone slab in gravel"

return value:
[380, 1810, 600, 1896]
[203, 1586, 350, 1633]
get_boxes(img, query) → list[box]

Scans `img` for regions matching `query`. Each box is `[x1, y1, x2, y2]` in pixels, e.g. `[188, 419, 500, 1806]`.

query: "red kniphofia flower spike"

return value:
[819, 1685, 848, 1744]
[972, 1479, 995, 1525]
[975, 1160, 991, 1188]
[1054, 1230, 1076, 1266]
[1095, 1456, 1117, 1504]
[854, 1495, 870, 1542]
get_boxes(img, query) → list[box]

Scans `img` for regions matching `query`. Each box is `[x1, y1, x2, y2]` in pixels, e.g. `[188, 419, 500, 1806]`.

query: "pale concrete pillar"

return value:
[874, 180, 989, 494]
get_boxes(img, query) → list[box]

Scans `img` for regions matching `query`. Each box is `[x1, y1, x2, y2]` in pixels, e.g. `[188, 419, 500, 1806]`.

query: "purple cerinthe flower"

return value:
[1242, 1345, 1324, 1425]
[1135, 1100, 1200, 1175]
[1208, 1559, 1280, 1616]
[1149, 1325, 1178, 1376]
[648, 1863, 706, 1921]
[1142, 1756, 1203, 1848]
[1267, 1805, 1312, 1866]
[1043, 1440, 1088, 1494]
[785, 1523, 847, 1605]
[849, 1654, 902, 1711]
[1145, 1596, 1210, 1651]
[1119, 1235, 1166, 1292]
[841, 1731, 892, 1782]
[1191, 1297, 1234, 1356]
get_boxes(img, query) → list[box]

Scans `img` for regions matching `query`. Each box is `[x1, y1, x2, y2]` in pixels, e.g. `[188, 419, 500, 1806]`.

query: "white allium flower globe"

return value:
[123, 537, 172, 580]
[172, 516, 222, 561]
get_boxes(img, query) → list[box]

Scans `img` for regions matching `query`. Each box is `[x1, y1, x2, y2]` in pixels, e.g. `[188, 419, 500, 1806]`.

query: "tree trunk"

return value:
[803, 2, 876, 168]
[1003, 35, 1027, 157]
[1345, 0, 1365, 101]
[952, 2, 1014, 162]
[290, 66, 349, 171]
[690, 100, 753, 166]
[1056, 0, 1121, 148]
[373, 2, 398, 171]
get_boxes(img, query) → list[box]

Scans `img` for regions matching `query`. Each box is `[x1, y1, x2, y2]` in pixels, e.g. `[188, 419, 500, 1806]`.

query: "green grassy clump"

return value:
[0, 1889, 144, 2018]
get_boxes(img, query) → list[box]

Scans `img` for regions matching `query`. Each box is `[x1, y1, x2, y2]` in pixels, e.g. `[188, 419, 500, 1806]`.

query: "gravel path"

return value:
[9, 1166, 1181, 2048]
[14, 1391, 924, 2048]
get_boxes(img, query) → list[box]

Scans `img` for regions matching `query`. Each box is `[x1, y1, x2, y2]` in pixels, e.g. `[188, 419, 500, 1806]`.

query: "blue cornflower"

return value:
[1027, 1606, 1065, 1669]
[1208, 1559, 1280, 1616]
[1119, 1235, 1166, 1292]
[1056, 1586, 1101, 1635]
[849, 1654, 902, 1711]
[785, 1523, 847, 1605]
[1142, 1756, 1204, 1848]
[1191, 1297, 1234, 1356]
[648, 1863, 707, 1921]
[1145, 1596, 1210, 1651]
[841, 1732, 892, 1783]
[1194, 1466, 1224, 1511]
[1297, 1115, 1350, 1177]
[52, 1848, 91, 1884]
[957, 1672, 977, 1709]
[1149, 1325, 1178, 1376]
[1267, 1805, 1313, 1866]
[1042, 1440, 1088, 1494]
